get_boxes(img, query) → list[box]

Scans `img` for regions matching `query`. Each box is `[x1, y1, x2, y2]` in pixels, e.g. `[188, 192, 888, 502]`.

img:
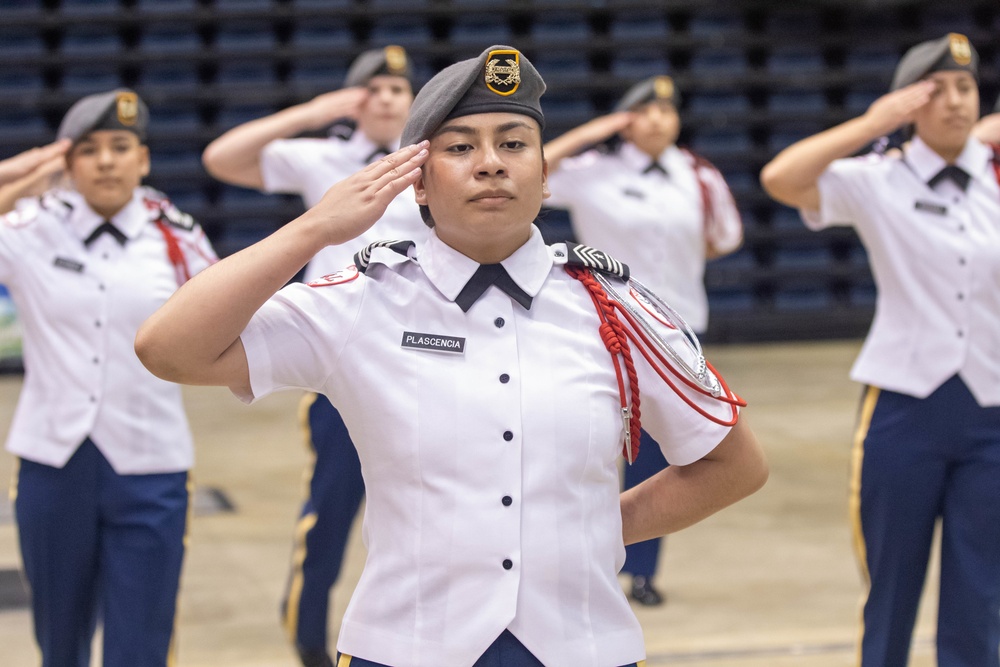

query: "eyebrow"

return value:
[436, 120, 536, 137]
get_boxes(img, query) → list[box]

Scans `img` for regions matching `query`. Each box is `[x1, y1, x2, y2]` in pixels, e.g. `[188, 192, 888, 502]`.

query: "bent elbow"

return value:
[134, 325, 177, 382]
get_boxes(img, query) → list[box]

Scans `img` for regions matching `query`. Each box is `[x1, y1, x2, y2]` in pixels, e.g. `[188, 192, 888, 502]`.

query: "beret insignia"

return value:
[485, 49, 521, 97]
[353, 239, 415, 274]
[385, 45, 408, 75]
[564, 243, 629, 280]
[653, 76, 674, 101]
[116, 91, 139, 127]
[949, 33, 972, 66]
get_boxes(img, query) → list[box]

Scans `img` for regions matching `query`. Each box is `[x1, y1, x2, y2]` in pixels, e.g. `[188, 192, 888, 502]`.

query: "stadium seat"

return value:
[688, 128, 753, 158]
[0, 69, 44, 96]
[531, 54, 591, 87]
[136, 0, 198, 12]
[530, 12, 590, 44]
[60, 66, 124, 96]
[288, 58, 351, 92]
[706, 287, 755, 313]
[686, 92, 750, 114]
[147, 106, 203, 134]
[215, 106, 277, 131]
[844, 88, 882, 114]
[610, 50, 670, 80]
[215, 62, 277, 90]
[0, 112, 50, 144]
[60, 0, 118, 16]
[687, 12, 743, 39]
[767, 91, 826, 113]
[291, 19, 354, 49]
[0, 30, 45, 57]
[687, 48, 749, 76]
[766, 47, 826, 76]
[139, 27, 203, 55]
[60, 28, 123, 57]
[764, 9, 822, 37]
[137, 64, 201, 95]
[844, 47, 899, 75]
[367, 18, 433, 47]
[214, 23, 276, 53]
[609, 10, 671, 40]
[0, 0, 44, 17]
[773, 287, 833, 310]
[449, 14, 513, 47]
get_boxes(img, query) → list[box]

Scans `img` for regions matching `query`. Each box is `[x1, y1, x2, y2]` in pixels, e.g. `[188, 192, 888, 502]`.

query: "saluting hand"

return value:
[863, 80, 936, 137]
[0, 139, 70, 187]
[304, 141, 429, 248]
[305, 88, 370, 128]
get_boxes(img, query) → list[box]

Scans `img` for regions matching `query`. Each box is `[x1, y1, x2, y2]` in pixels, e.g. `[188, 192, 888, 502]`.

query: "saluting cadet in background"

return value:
[202, 46, 423, 667]
[543, 75, 743, 607]
[0, 138, 70, 214]
[971, 92, 1000, 143]
[2, 90, 217, 667]
[761, 34, 1000, 667]
[136, 45, 767, 667]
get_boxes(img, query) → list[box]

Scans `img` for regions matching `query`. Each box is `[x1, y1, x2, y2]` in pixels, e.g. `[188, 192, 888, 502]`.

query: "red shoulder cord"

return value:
[991, 144, 1000, 187]
[567, 266, 747, 462]
[683, 148, 716, 241]
[153, 219, 192, 286]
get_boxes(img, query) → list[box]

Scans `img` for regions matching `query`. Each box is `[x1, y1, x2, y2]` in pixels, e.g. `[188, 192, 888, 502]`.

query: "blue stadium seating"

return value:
[0, 112, 50, 144]
[449, 14, 513, 47]
[765, 10, 822, 37]
[60, 0, 118, 16]
[687, 12, 743, 39]
[61, 28, 123, 56]
[0, 69, 44, 96]
[215, 106, 278, 131]
[687, 49, 748, 76]
[139, 28, 203, 55]
[686, 92, 750, 114]
[367, 18, 433, 48]
[291, 19, 354, 49]
[531, 54, 590, 87]
[136, 0, 198, 12]
[61, 66, 124, 96]
[138, 64, 201, 95]
[844, 47, 898, 75]
[844, 88, 882, 114]
[0, 30, 45, 57]
[770, 207, 805, 229]
[609, 10, 671, 40]
[773, 287, 833, 310]
[214, 23, 277, 53]
[0, 0, 44, 17]
[767, 91, 826, 113]
[767, 47, 826, 76]
[610, 50, 670, 80]
[215, 62, 277, 89]
[706, 287, 755, 313]
[688, 128, 753, 158]
[148, 106, 202, 134]
[288, 58, 352, 92]
[530, 12, 590, 44]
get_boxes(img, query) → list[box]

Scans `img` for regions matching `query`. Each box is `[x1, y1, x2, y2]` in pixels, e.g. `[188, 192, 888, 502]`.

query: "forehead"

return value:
[924, 70, 977, 86]
[635, 99, 677, 114]
[366, 74, 413, 91]
[434, 112, 541, 136]
[75, 129, 141, 145]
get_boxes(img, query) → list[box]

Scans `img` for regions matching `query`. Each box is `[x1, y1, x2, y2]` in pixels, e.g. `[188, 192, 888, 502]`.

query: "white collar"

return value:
[905, 135, 993, 186]
[418, 226, 553, 307]
[619, 141, 679, 174]
[60, 188, 148, 243]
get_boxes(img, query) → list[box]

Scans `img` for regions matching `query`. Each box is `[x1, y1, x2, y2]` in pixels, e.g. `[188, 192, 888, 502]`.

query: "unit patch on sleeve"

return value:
[308, 265, 360, 287]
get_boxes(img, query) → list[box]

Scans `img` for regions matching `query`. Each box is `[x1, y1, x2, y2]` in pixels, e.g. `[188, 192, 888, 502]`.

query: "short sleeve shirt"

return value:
[546, 142, 741, 333]
[805, 136, 1000, 405]
[0, 187, 217, 472]
[260, 131, 428, 282]
[239, 227, 736, 667]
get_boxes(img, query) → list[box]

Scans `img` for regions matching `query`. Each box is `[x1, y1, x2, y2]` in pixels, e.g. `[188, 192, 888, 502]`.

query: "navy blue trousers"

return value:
[853, 376, 1000, 666]
[14, 439, 188, 667]
[622, 430, 668, 578]
[337, 629, 642, 666]
[282, 393, 366, 653]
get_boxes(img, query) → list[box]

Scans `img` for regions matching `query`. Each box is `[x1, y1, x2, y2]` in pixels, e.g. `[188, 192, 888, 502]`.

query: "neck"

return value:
[920, 135, 968, 165]
[436, 226, 532, 264]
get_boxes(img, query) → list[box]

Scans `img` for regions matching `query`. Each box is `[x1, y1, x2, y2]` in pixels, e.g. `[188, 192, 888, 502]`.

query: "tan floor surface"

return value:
[0, 340, 944, 666]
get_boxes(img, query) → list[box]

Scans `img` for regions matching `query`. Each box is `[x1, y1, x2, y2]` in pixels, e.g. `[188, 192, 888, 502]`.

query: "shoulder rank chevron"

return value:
[564, 243, 629, 280]
[353, 239, 415, 274]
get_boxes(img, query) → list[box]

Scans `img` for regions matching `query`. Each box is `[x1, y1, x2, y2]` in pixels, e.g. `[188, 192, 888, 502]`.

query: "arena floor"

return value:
[0, 340, 942, 666]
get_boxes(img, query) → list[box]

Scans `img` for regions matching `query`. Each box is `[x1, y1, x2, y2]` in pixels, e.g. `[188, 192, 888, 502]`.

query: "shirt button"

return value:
[503, 431, 513, 441]
[98, 284, 106, 291]
[957, 293, 965, 301]
[494, 317, 505, 328]
[102, 253, 109, 260]
[554, 250, 565, 258]
[499, 373, 510, 384]
[94, 320, 101, 328]
[92, 356, 99, 364]
[959, 257, 967, 265]
[958, 225, 966, 232]
[502, 495, 512, 506]
[89, 396, 97, 403]
[502, 559, 513, 570]
[958, 330, 965, 338]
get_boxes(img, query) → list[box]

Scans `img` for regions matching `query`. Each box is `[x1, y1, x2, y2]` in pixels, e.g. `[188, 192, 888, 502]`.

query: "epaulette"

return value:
[563, 243, 630, 280]
[353, 239, 415, 274]
[143, 188, 195, 231]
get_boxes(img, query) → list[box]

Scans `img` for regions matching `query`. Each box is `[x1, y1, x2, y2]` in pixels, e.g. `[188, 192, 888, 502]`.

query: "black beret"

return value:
[344, 45, 414, 88]
[891, 33, 979, 91]
[57, 89, 149, 143]
[614, 75, 680, 112]
[401, 45, 545, 146]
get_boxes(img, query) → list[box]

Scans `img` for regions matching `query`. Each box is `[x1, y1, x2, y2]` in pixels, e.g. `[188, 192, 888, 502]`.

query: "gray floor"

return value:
[0, 340, 942, 666]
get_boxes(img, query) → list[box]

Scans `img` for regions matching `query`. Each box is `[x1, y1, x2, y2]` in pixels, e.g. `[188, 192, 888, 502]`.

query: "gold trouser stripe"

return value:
[849, 385, 880, 667]
[8, 457, 20, 504]
[337, 655, 352, 667]
[167, 471, 195, 667]
[282, 392, 322, 643]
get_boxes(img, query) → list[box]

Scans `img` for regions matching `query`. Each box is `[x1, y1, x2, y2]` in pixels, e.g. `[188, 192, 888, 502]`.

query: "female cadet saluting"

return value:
[543, 75, 743, 607]
[137, 46, 767, 667]
[2, 89, 216, 666]
[761, 34, 1000, 667]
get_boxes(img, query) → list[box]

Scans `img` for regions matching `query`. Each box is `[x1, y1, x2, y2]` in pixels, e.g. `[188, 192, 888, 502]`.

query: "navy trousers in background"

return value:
[282, 393, 366, 654]
[622, 429, 668, 579]
[14, 439, 188, 667]
[853, 376, 1000, 667]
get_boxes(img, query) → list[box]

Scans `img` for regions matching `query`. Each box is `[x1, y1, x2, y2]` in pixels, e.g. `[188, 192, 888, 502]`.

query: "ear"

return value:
[541, 157, 550, 200]
[413, 169, 427, 206]
[138, 144, 151, 179]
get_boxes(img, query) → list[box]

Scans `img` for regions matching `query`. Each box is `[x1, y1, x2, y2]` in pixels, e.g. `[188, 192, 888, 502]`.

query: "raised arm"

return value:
[620, 415, 767, 544]
[760, 80, 936, 211]
[135, 142, 428, 397]
[201, 88, 369, 189]
[972, 112, 1000, 145]
[0, 140, 70, 214]
[542, 111, 633, 172]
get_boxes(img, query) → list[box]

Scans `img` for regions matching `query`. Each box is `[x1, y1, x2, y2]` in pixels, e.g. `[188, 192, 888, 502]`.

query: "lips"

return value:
[471, 190, 513, 202]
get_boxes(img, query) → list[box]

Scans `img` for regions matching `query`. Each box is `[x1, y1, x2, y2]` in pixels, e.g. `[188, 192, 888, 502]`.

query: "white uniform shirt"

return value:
[0, 187, 217, 473]
[805, 136, 1000, 406]
[546, 142, 742, 332]
[260, 131, 428, 282]
[240, 227, 735, 667]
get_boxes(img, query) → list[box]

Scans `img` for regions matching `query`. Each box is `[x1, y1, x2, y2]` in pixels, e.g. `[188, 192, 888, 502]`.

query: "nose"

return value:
[943, 84, 963, 107]
[96, 145, 115, 168]
[476, 144, 506, 177]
